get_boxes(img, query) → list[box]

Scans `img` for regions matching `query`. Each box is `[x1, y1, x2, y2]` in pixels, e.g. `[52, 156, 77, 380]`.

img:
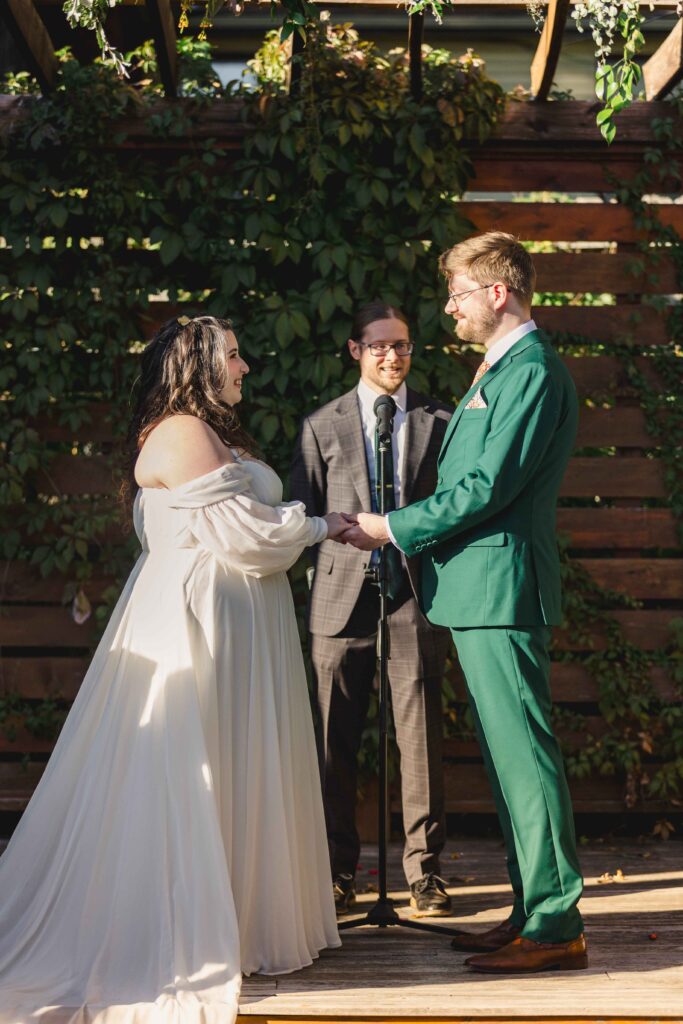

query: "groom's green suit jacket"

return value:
[388, 331, 578, 628]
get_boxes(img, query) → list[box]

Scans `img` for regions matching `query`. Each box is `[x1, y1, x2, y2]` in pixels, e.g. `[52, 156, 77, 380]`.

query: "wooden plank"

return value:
[0, 725, 59, 754]
[644, 18, 683, 101]
[0, 606, 674, 651]
[145, 0, 177, 98]
[562, 355, 661, 396]
[2, 95, 682, 152]
[577, 407, 653, 448]
[459, 200, 683, 243]
[0, 657, 88, 699]
[29, 454, 666, 497]
[441, 763, 633, 812]
[560, 457, 665, 498]
[0, 606, 97, 647]
[1, 0, 57, 93]
[141, 302, 669, 347]
[0, 563, 113, 602]
[33, 454, 114, 495]
[554, 609, 675, 650]
[556, 507, 679, 549]
[0, 763, 45, 811]
[530, 0, 570, 102]
[534, 252, 678, 294]
[577, 558, 683, 599]
[487, 99, 683, 145]
[469, 154, 683, 193]
[32, 402, 656, 449]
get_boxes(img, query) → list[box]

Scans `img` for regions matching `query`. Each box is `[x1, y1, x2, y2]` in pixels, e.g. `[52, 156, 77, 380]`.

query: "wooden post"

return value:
[145, 0, 178, 98]
[530, 0, 570, 101]
[288, 29, 305, 98]
[643, 18, 683, 100]
[1, 0, 57, 93]
[408, 11, 424, 102]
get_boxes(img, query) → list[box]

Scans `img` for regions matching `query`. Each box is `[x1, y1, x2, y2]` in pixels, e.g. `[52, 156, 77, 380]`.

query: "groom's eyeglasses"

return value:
[360, 341, 414, 357]
[447, 284, 493, 305]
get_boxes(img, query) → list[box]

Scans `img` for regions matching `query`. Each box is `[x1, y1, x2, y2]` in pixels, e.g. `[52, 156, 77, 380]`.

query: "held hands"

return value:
[323, 512, 353, 542]
[324, 512, 389, 550]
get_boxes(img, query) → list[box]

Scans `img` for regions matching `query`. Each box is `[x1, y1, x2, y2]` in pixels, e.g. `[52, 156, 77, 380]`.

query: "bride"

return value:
[0, 315, 347, 1023]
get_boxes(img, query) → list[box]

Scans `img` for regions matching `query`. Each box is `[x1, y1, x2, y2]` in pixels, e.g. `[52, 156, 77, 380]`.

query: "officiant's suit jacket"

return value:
[290, 385, 453, 637]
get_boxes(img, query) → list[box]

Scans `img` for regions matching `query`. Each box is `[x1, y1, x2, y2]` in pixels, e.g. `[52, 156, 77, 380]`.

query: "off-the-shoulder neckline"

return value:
[138, 455, 271, 495]
[139, 460, 246, 495]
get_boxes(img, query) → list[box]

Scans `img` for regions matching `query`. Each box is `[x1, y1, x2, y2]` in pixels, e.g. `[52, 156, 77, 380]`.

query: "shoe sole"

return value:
[409, 896, 452, 918]
[335, 896, 357, 917]
[467, 955, 589, 974]
[451, 941, 508, 953]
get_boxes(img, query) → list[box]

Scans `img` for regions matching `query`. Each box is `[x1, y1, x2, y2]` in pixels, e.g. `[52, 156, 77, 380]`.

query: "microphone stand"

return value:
[338, 399, 459, 938]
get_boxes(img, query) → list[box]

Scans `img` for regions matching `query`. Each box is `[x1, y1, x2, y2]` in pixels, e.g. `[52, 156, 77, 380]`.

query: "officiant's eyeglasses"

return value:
[360, 341, 414, 357]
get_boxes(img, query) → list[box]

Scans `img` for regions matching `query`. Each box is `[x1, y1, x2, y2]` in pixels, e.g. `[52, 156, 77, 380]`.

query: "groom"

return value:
[342, 232, 586, 974]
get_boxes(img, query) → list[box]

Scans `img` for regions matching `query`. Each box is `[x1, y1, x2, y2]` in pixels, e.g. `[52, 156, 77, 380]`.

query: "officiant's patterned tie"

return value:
[373, 429, 404, 602]
[465, 358, 491, 410]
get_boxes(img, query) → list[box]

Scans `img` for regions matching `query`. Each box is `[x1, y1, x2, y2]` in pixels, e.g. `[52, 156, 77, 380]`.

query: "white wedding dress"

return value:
[0, 458, 340, 1024]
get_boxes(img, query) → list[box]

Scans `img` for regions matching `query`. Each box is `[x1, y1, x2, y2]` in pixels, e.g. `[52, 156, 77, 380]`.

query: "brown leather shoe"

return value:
[450, 920, 521, 953]
[465, 934, 588, 974]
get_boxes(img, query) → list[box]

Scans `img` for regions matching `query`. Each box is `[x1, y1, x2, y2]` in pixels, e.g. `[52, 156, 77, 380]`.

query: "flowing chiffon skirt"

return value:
[0, 460, 340, 1023]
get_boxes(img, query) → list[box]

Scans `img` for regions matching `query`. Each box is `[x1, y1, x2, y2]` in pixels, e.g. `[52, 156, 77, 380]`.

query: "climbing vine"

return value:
[0, 27, 503, 742]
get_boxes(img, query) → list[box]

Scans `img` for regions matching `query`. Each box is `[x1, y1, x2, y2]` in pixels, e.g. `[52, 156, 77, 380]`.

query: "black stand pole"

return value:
[338, 410, 459, 938]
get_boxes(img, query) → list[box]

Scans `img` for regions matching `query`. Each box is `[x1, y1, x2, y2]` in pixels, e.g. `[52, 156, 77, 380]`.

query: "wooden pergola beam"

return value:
[643, 18, 683, 100]
[1, 0, 57, 93]
[408, 11, 424, 102]
[145, 0, 177, 97]
[530, 0, 570, 101]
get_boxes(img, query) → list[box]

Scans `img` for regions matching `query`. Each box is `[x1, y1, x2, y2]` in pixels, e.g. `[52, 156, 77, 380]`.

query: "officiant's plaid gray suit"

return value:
[290, 385, 453, 886]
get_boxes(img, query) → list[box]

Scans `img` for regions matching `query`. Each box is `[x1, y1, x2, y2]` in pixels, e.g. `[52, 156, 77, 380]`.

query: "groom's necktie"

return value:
[373, 429, 404, 602]
[470, 358, 491, 390]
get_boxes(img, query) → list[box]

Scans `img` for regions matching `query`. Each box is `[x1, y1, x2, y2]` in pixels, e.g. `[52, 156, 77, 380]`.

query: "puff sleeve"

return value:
[168, 463, 327, 578]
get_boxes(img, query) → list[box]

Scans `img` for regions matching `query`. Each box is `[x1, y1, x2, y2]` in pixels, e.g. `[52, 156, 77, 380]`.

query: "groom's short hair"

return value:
[439, 232, 536, 307]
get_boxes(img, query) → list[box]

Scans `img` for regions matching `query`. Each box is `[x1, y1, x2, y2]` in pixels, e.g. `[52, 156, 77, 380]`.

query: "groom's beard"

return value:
[455, 304, 498, 346]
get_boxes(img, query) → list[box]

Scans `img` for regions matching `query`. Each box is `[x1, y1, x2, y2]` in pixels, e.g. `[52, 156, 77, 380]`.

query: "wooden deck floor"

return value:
[240, 836, 683, 1021]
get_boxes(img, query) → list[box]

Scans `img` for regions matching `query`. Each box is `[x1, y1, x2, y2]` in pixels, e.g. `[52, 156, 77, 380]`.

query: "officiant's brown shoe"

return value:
[465, 934, 588, 973]
[450, 919, 521, 953]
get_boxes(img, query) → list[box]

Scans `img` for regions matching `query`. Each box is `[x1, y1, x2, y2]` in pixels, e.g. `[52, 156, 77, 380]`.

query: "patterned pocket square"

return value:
[465, 388, 488, 410]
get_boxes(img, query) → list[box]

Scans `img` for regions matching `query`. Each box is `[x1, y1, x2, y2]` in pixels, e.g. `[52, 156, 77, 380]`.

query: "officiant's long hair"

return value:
[121, 315, 259, 509]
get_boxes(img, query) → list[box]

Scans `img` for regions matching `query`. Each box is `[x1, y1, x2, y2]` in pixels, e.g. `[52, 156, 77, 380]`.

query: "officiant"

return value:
[290, 301, 454, 918]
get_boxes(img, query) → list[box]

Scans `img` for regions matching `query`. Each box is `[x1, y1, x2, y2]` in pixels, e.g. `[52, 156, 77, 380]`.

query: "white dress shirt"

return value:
[483, 318, 537, 368]
[357, 378, 407, 510]
[385, 319, 538, 548]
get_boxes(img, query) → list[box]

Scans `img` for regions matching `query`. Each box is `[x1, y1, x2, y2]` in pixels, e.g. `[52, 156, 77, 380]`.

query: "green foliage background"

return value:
[1, 27, 681, 811]
[0, 27, 504, 588]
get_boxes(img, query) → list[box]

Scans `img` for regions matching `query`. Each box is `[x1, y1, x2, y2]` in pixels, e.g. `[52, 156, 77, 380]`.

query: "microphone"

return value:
[373, 394, 396, 443]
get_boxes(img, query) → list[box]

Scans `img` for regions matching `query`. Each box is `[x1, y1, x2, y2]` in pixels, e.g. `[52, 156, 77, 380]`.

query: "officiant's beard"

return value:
[454, 302, 498, 346]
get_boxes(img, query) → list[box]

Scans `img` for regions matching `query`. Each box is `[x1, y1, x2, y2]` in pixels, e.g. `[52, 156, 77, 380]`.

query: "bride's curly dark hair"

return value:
[121, 315, 259, 509]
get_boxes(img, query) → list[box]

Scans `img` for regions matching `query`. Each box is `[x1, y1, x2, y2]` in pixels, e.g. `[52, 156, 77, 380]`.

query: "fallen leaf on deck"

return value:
[597, 872, 615, 884]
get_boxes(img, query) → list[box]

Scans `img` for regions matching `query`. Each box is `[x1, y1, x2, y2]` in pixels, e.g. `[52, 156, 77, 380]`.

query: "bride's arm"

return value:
[134, 414, 237, 491]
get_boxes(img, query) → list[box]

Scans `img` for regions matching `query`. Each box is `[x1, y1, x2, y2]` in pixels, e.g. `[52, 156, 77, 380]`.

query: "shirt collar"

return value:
[485, 319, 538, 368]
[357, 378, 407, 415]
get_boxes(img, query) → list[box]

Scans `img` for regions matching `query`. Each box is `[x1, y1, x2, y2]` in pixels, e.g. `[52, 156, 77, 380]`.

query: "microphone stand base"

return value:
[338, 895, 462, 936]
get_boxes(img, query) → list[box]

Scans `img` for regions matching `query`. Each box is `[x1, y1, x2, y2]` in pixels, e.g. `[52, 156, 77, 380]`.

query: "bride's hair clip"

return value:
[177, 315, 192, 327]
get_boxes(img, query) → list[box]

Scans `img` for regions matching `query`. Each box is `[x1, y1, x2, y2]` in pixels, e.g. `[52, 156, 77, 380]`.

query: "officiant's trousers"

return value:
[311, 579, 450, 886]
[452, 625, 584, 944]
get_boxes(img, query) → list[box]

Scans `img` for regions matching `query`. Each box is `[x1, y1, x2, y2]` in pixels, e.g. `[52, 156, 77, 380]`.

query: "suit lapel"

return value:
[336, 389, 372, 509]
[402, 389, 433, 506]
[438, 331, 544, 465]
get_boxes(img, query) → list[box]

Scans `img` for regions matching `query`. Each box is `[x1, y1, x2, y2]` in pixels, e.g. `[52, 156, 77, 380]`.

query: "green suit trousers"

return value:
[452, 625, 584, 943]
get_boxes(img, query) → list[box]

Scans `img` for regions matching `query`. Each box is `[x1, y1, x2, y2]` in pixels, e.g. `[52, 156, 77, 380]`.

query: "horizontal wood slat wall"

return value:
[2, 101, 680, 818]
